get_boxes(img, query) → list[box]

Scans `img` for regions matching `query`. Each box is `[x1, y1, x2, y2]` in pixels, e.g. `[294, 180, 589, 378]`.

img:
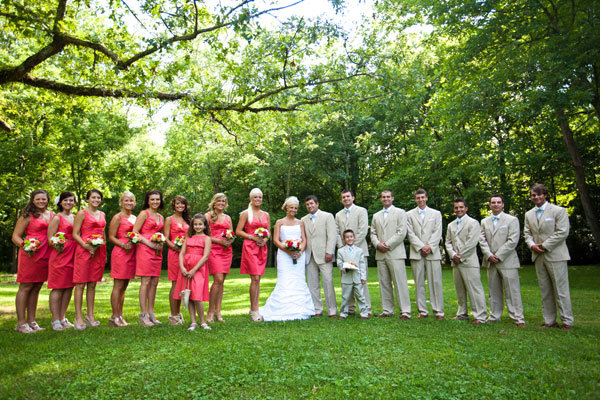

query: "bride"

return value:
[260, 197, 315, 321]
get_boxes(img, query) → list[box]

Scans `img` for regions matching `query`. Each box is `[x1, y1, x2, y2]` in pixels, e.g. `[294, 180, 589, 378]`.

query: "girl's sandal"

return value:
[216, 314, 226, 323]
[206, 312, 215, 324]
[28, 321, 45, 332]
[187, 323, 197, 331]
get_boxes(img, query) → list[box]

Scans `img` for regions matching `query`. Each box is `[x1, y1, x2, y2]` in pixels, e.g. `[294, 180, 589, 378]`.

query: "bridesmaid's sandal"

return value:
[84, 316, 100, 327]
[206, 312, 215, 324]
[167, 315, 179, 326]
[74, 320, 87, 331]
[188, 323, 197, 331]
[108, 317, 118, 327]
[61, 318, 74, 329]
[15, 323, 34, 334]
[28, 321, 45, 332]
[51, 320, 64, 331]
[148, 313, 161, 325]
[200, 323, 211, 330]
[216, 314, 226, 323]
[139, 313, 154, 327]
[118, 316, 128, 327]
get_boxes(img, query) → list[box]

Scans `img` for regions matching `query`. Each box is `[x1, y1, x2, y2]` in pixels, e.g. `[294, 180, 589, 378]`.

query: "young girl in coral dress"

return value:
[108, 191, 137, 327]
[47, 191, 77, 331]
[205, 193, 234, 323]
[12, 189, 53, 333]
[72, 189, 107, 331]
[174, 213, 212, 331]
[164, 195, 190, 325]
[133, 190, 165, 327]
[235, 188, 271, 322]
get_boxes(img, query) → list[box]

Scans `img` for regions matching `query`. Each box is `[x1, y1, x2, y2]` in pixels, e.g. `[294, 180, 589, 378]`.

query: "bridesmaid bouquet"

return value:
[22, 237, 41, 257]
[86, 235, 105, 257]
[49, 232, 67, 253]
[254, 227, 269, 239]
[151, 232, 166, 255]
[173, 236, 185, 248]
[284, 239, 302, 264]
[221, 229, 236, 242]
[126, 231, 141, 244]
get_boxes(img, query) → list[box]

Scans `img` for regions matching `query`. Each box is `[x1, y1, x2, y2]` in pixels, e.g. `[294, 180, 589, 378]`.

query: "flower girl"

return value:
[174, 213, 212, 331]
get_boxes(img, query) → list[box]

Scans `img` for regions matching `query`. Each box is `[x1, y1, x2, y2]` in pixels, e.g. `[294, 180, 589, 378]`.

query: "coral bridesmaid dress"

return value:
[208, 216, 233, 275]
[167, 219, 189, 281]
[17, 213, 54, 283]
[73, 210, 107, 283]
[173, 235, 209, 302]
[110, 214, 137, 280]
[135, 210, 164, 277]
[48, 215, 76, 289]
[240, 212, 269, 276]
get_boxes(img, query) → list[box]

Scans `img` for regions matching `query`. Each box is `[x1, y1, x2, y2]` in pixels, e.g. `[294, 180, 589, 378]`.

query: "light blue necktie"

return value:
[419, 209, 426, 219]
[492, 215, 500, 226]
[383, 209, 389, 219]
[310, 214, 316, 223]
[535, 207, 543, 220]
[456, 217, 463, 229]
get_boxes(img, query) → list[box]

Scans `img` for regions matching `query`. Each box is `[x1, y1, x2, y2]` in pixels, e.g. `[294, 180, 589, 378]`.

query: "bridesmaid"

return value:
[47, 191, 77, 331]
[205, 193, 233, 323]
[108, 191, 137, 327]
[235, 188, 271, 322]
[133, 190, 165, 327]
[164, 195, 190, 325]
[11, 189, 53, 333]
[72, 189, 107, 330]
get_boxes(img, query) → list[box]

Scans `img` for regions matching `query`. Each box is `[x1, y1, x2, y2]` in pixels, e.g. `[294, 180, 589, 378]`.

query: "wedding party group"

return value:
[11, 183, 573, 333]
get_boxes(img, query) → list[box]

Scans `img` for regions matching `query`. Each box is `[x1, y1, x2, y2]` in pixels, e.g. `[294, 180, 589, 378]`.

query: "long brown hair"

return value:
[187, 213, 211, 237]
[22, 189, 50, 218]
[172, 195, 191, 224]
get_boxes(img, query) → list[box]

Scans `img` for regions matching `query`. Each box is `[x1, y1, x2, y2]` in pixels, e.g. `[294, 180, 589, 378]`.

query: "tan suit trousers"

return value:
[487, 265, 525, 324]
[412, 258, 444, 317]
[347, 256, 371, 314]
[535, 257, 574, 326]
[452, 266, 487, 322]
[377, 259, 411, 316]
[306, 255, 337, 316]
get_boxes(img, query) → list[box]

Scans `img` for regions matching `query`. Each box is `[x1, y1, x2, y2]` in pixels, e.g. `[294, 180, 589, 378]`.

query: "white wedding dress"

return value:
[260, 224, 315, 321]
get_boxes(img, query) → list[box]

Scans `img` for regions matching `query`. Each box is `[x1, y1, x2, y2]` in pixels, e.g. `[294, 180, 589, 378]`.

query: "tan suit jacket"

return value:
[523, 203, 570, 262]
[301, 210, 337, 265]
[335, 205, 369, 256]
[406, 207, 442, 260]
[479, 212, 520, 269]
[370, 206, 407, 260]
[445, 214, 480, 268]
[336, 246, 367, 284]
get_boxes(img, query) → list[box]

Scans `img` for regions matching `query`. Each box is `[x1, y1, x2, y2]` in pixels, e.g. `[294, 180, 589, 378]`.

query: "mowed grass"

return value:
[0, 264, 599, 399]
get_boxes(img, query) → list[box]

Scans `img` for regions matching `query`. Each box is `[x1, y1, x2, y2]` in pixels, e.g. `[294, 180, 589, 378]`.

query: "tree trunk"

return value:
[11, 207, 20, 274]
[556, 109, 600, 248]
[286, 131, 293, 198]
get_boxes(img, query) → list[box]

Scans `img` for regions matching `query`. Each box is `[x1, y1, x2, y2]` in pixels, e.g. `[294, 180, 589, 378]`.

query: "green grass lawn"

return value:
[0, 265, 599, 399]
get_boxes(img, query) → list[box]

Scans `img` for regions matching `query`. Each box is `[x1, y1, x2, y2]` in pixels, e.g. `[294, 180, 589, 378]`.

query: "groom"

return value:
[302, 195, 338, 317]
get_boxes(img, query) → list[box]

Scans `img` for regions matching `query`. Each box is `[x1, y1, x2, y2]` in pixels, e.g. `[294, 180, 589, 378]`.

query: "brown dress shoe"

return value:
[375, 313, 392, 318]
[472, 320, 485, 325]
[400, 315, 410, 320]
[435, 315, 444, 320]
[516, 323, 526, 327]
[313, 313, 323, 317]
[328, 315, 337, 318]
[417, 314, 428, 319]
[561, 324, 572, 331]
[541, 323, 559, 328]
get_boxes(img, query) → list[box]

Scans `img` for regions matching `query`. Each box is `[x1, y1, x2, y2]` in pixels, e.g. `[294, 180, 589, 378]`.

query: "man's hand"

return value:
[453, 254, 461, 264]
[488, 255, 501, 264]
[420, 245, 432, 257]
[531, 243, 545, 254]
[325, 253, 333, 263]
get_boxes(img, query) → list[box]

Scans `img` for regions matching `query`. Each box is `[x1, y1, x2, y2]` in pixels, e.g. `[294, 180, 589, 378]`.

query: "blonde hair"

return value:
[119, 191, 136, 207]
[208, 193, 228, 224]
[281, 196, 299, 211]
[247, 188, 263, 223]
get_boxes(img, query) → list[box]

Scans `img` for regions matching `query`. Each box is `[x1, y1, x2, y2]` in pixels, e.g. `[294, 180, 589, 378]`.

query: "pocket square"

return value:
[544, 217, 554, 221]
[499, 225, 508, 229]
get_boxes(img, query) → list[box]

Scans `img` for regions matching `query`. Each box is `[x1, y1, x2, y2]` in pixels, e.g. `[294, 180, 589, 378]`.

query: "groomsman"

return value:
[445, 198, 487, 324]
[370, 190, 411, 319]
[479, 195, 526, 326]
[524, 183, 573, 330]
[302, 195, 338, 317]
[335, 190, 371, 315]
[406, 189, 444, 319]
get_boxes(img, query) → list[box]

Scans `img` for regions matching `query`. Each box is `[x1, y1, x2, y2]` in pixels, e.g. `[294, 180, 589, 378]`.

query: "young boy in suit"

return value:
[336, 230, 369, 319]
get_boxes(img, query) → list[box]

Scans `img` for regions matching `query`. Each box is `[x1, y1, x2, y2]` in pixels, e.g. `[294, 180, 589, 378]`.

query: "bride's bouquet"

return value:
[284, 239, 302, 264]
